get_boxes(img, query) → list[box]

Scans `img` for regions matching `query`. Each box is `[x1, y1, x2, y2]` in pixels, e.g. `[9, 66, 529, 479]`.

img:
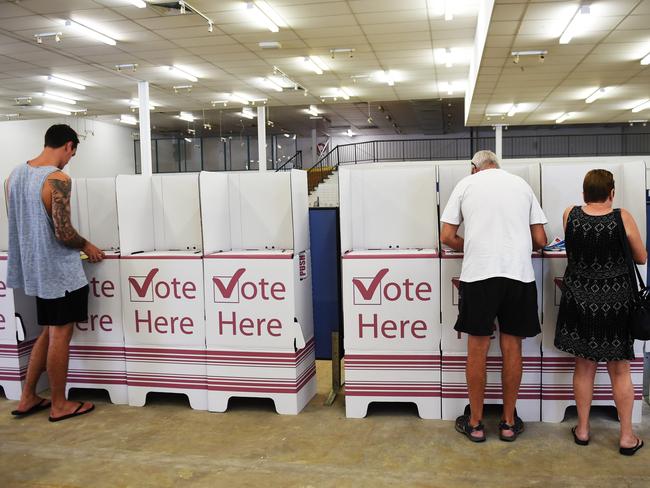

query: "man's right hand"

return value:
[83, 242, 105, 263]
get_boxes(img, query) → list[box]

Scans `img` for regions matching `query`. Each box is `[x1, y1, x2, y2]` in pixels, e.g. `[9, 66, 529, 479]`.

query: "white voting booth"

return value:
[438, 161, 543, 422]
[68, 178, 126, 404]
[116, 174, 206, 410]
[539, 158, 647, 423]
[339, 164, 441, 419]
[200, 170, 316, 415]
[0, 183, 45, 400]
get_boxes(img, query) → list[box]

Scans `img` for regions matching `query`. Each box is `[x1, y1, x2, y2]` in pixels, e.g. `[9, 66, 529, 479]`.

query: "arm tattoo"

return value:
[49, 178, 87, 249]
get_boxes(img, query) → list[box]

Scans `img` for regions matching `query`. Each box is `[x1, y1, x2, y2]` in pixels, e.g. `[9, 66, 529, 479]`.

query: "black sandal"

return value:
[498, 415, 524, 442]
[619, 438, 644, 456]
[455, 414, 486, 443]
[571, 426, 590, 446]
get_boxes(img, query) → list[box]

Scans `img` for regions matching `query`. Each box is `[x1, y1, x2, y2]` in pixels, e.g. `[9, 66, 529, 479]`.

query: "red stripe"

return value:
[121, 255, 201, 260]
[204, 254, 294, 260]
[343, 253, 438, 260]
[542, 252, 566, 258]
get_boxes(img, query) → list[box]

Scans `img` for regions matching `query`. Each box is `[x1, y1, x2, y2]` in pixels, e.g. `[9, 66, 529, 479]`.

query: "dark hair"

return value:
[583, 169, 615, 203]
[44, 124, 79, 149]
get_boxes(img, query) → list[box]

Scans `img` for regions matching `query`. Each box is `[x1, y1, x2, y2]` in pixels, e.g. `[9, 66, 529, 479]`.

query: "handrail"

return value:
[275, 150, 303, 172]
[305, 132, 650, 192]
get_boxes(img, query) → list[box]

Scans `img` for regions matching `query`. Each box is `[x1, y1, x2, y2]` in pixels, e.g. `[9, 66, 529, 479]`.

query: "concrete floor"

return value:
[1, 362, 649, 488]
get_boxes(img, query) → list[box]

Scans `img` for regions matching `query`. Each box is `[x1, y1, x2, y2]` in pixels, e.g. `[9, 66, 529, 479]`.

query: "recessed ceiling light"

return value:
[585, 87, 610, 104]
[120, 114, 138, 125]
[165, 65, 198, 82]
[129, 98, 157, 110]
[641, 52, 650, 66]
[559, 5, 590, 44]
[229, 93, 251, 104]
[127, 0, 147, 7]
[239, 107, 256, 119]
[43, 92, 76, 105]
[632, 100, 650, 113]
[47, 75, 86, 90]
[377, 70, 397, 86]
[507, 104, 518, 117]
[42, 104, 72, 115]
[303, 56, 328, 75]
[307, 105, 319, 117]
[263, 77, 283, 92]
[259, 41, 282, 49]
[65, 19, 116, 46]
[246, 1, 285, 32]
[556, 112, 573, 124]
[178, 111, 196, 122]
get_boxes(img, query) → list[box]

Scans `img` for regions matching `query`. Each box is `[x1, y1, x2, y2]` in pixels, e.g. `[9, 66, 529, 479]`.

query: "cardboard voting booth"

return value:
[116, 174, 206, 410]
[67, 178, 126, 404]
[0, 183, 45, 399]
[339, 165, 441, 419]
[438, 162, 543, 422]
[200, 170, 316, 414]
[540, 159, 647, 423]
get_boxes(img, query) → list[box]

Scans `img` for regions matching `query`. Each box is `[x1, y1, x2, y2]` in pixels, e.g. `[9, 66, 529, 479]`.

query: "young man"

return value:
[440, 150, 547, 442]
[7, 124, 104, 422]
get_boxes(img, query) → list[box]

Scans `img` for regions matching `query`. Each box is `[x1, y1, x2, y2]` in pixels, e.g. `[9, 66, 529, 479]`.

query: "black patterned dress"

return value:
[554, 206, 635, 361]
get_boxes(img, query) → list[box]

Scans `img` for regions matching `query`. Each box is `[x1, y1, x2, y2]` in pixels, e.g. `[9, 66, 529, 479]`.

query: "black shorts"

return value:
[36, 285, 89, 326]
[454, 278, 540, 338]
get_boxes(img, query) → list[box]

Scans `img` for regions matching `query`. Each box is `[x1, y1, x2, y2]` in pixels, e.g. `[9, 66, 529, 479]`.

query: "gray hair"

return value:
[471, 150, 500, 169]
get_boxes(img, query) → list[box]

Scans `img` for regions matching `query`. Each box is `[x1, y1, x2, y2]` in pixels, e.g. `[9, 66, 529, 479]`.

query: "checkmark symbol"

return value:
[128, 268, 159, 298]
[352, 268, 389, 301]
[213, 268, 247, 299]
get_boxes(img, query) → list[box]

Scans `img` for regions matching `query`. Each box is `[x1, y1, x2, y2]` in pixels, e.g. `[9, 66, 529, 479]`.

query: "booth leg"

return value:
[325, 331, 341, 406]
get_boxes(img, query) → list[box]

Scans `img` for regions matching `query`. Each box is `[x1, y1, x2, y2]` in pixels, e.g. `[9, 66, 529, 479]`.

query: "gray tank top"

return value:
[6, 163, 87, 299]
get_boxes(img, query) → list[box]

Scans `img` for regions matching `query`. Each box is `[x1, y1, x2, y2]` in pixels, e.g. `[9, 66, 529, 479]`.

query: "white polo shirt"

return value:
[440, 168, 547, 283]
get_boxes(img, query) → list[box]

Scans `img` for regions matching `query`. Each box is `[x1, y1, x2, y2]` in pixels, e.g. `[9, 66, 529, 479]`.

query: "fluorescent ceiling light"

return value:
[439, 81, 453, 95]
[263, 77, 283, 92]
[556, 112, 573, 124]
[178, 111, 195, 122]
[65, 19, 116, 46]
[559, 5, 590, 45]
[127, 0, 147, 7]
[166, 65, 198, 82]
[229, 93, 250, 104]
[632, 100, 650, 113]
[377, 70, 397, 86]
[120, 114, 137, 125]
[43, 92, 76, 105]
[47, 75, 86, 90]
[184, 137, 192, 143]
[335, 87, 352, 100]
[307, 105, 319, 117]
[641, 52, 650, 66]
[345, 128, 356, 137]
[268, 74, 293, 89]
[129, 98, 157, 110]
[42, 104, 72, 115]
[239, 108, 255, 119]
[246, 1, 283, 32]
[585, 87, 609, 104]
[507, 104, 518, 117]
[444, 0, 453, 21]
[303, 56, 327, 75]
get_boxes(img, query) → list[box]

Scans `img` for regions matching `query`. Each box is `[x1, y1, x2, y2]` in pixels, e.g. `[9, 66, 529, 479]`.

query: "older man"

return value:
[440, 150, 547, 442]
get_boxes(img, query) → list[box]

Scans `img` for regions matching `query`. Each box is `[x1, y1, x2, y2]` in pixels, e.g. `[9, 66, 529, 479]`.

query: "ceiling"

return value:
[468, 0, 650, 125]
[0, 0, 647, 133]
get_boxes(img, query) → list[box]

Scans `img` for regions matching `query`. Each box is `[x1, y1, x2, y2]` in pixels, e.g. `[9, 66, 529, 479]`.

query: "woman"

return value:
[555, 169, 646, 455]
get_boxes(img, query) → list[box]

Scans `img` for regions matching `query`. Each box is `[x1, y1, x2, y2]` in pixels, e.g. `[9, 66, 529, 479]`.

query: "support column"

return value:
[138, 81, 152, 177]
[311, 128, 317, 166]
[257, 105, 267, 172]
[495, 124, 503, 160]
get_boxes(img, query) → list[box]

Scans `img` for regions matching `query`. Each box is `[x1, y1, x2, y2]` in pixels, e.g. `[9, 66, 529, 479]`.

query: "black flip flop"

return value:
[11, 398, 51, 418]
[48, 402, 95, 423]
[571, 426, 590, 446]
[455, 414, 486, 442]
[498, 415, 525, 442]
[620, 438, 644, 456]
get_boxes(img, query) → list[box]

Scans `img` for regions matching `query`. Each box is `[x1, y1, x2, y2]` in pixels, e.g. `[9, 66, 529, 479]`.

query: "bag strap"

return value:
[613, 209, 645, 292]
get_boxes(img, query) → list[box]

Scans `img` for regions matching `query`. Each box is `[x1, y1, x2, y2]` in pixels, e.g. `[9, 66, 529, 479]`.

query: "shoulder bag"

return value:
[614, 209, 650, 340]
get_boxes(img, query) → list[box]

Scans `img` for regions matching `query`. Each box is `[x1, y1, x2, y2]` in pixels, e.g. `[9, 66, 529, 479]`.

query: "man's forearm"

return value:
[49, 179, 88, 249]
[445, 235, 464, 252]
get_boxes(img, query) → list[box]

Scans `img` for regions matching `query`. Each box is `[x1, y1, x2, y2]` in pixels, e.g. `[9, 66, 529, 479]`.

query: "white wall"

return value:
[0, 118, 136, 179]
